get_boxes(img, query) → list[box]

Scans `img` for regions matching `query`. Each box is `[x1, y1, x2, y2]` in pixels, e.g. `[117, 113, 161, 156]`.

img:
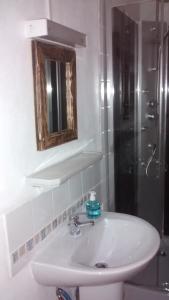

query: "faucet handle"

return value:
[70, 215, 79, 223]
[68, 215, 81, 236]
[68, 215, 80, 227]
[69, 212, 86, 222]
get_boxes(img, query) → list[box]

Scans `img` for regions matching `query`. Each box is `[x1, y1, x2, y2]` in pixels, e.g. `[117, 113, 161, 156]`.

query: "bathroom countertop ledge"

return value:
[26, 152, 103, 189]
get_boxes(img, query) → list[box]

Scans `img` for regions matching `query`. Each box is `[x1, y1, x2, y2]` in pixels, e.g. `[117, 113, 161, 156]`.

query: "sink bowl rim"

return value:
[31, 212, 160, 286]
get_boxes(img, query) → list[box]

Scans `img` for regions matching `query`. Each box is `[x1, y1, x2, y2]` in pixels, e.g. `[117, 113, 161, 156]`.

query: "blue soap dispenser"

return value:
[86, 191, 101, 218]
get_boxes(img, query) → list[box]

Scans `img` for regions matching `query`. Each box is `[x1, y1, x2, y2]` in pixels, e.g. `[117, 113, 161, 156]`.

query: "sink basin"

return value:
[31, 212, 160, 287]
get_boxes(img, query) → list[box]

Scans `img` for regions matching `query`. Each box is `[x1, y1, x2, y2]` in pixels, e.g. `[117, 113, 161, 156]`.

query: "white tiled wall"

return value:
[33, 192, 53, 233]
[83, 163, 101, 193]
[5, 201, 34, 253]
[104, 0, 116, 210]
[0, 0, 110, 299]
[69, 173, 83, 201]
[99, 0, 114, 211]
[4, 158, 105, 276]
[52, 181, 71, 216]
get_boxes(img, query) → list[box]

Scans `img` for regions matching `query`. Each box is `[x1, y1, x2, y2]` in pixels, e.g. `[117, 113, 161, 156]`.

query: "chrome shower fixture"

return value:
[142, 89, 151, 94]
[148, 143, 154, 149]
[141, 126, 148, 132]
[147, 100, 156, 108]
[147, 67, 158, 72]
[146, 144, 157, 176]
[149, 27, 157, 32]
[146, 113, 156, 120]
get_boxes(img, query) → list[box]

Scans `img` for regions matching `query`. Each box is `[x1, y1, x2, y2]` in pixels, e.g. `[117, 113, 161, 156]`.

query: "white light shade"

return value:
[25, 19, 86, 48]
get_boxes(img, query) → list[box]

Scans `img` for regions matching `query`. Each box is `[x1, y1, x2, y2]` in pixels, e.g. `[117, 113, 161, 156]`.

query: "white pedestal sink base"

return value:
[79, 282, 124, 300]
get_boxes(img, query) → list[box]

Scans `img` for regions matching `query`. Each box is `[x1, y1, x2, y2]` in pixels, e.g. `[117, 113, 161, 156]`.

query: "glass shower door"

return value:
[112, 0, 166, 234]
[113, 7, 138, 216]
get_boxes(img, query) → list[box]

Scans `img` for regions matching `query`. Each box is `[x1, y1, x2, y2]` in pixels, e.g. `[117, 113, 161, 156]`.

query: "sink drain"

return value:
[95, 262, 108, 269]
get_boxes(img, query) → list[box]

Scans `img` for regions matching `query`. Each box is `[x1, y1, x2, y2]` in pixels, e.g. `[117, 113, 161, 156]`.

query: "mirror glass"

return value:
[45, 59, 71, 133]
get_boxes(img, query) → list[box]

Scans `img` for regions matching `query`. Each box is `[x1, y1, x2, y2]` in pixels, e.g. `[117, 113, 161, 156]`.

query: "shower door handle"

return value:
[145, 144, 157, 176]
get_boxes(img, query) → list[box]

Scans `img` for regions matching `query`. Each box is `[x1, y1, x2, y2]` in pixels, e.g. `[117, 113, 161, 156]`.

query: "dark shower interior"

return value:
[113, 8, 138, 216]
[112, 6, 169, 235]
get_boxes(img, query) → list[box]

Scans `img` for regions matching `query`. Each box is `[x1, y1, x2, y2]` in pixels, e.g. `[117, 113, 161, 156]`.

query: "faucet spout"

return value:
[76, 220, 94, 226]
[68, 214, 95, 236]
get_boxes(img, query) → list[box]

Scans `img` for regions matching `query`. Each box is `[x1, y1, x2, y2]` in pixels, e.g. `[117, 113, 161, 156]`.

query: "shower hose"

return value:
[56, 288, 73, 300]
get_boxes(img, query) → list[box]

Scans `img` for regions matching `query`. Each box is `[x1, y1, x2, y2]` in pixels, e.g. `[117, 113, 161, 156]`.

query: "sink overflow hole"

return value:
[95, 262, 108, 269]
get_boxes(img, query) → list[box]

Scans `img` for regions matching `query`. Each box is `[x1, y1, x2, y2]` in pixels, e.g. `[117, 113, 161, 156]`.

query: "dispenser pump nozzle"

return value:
[89, 191, 96, 201]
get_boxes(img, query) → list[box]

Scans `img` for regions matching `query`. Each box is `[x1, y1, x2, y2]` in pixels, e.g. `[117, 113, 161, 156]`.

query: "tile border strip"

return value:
[10, 194, 88, 270]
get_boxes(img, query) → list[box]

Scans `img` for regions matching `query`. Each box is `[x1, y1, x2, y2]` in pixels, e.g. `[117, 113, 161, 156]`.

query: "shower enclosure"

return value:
[111, 0, 169, 293]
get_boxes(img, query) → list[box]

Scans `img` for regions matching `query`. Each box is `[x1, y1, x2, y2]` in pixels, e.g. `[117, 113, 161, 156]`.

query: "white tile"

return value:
[101, 131, 108, 154]
[0, 215, 14, 278]
[108, 153, 115, 211]
[108, 130, 114, 153]
[99, 0, 105, 27]
[100, 155, 108, 181]
[109, 195, 115, 212]
[108, 152, 114, 177]
[108, 107, 113, 131]
[5, 201, 33, 252]
[109, 170, 114, 196]
[69, 173, 83, 202]
[99, 26, 106, 54]
[101, 107, 105, 131]
[101, 107, 108, 132]
[100, 80, 105, 107]
[99, 54, 105, 82]
[52, 181, 70, 217]
[82, 162, 101, 194]
[100, 180, 108, 210]
[32, 191, 53, 233]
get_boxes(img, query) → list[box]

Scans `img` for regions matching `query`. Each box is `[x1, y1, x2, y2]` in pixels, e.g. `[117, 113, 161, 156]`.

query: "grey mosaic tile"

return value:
[52, 218, 57, 230]
[26, 238, 34, 252]
[12, 251, 19, 264]
[46, 224, 52, 236]
[34, 233, 40, 245]
[58, 214, 63, 225]
[19, 245, 26, 257]
[40, 228, 46, 241]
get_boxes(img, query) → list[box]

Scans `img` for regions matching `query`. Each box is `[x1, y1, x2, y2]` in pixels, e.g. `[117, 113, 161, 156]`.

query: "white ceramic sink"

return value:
[31, 212, 160, 287]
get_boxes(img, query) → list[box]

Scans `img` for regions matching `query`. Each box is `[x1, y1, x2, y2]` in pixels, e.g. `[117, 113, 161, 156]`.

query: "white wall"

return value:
[0, 0, 101, 215]
[0, 0, 106, 299]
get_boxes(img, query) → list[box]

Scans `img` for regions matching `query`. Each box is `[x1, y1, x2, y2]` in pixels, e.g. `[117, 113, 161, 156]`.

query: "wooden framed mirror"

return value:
[32, 40, 78, 150]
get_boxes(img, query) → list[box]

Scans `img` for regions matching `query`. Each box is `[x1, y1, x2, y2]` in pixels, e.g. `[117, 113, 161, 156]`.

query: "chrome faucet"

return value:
[68, 214, 94, 236]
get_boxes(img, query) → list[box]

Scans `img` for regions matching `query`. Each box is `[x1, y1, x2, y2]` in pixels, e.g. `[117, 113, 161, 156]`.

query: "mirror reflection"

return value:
[45, 59, 69, 133]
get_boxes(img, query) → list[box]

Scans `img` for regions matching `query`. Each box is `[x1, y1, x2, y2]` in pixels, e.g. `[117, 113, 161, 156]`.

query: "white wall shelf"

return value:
[25, 19, 86, 48]
[27, 152, 103, 189]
